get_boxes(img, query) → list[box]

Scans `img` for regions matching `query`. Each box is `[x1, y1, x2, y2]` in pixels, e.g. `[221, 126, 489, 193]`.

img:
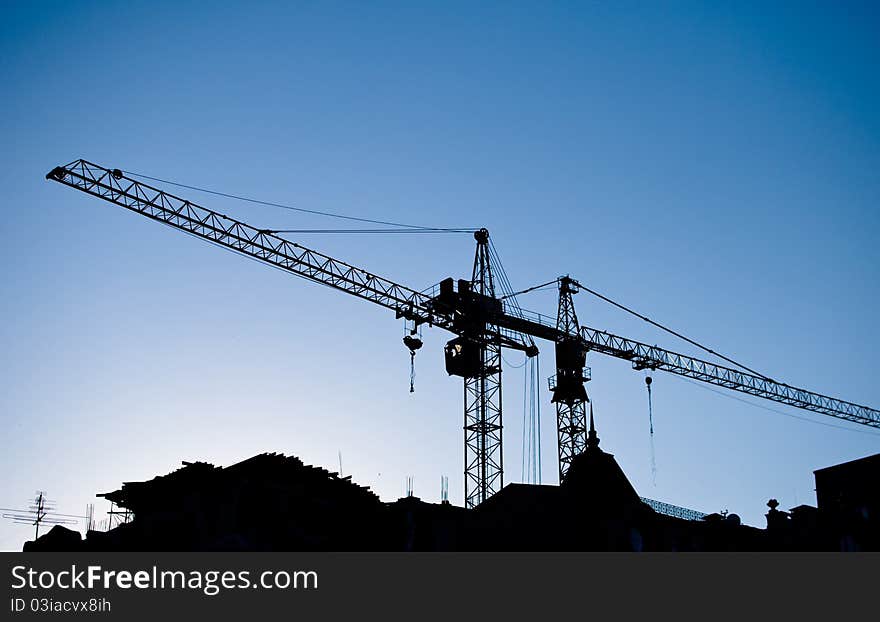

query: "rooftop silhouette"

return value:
[24, 414, 879, 552]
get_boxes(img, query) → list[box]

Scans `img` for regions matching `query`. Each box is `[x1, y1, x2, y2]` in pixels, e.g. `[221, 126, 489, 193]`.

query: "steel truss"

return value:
[554, 277, 588, 481]
[579, 325, 880, 428]
[464, 233, 503, 508]
[46, 160, 533, 353]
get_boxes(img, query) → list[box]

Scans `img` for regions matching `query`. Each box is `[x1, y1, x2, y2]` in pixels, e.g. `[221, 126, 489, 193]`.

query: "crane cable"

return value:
[521, 354, 543, 484]
[269, 228, 474, 234]
[535, 355, 542, 484]
[499, 279, 558, 300]
[122, 169, 478, 233]
[572, 278, 773, 380]
[646, 374, 657, 485]
[676, 376, 880, 437]
[487, 239, 537, 352]
[521, 358, 529, 481]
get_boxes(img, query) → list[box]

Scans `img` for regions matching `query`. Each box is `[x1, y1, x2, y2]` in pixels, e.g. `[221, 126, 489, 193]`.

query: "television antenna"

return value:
[1, 491, 84, 539]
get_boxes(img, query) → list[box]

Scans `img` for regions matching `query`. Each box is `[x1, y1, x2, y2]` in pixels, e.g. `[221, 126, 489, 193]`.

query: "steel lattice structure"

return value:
[463, 233, 504, 508]
[46, 160, 533, 353]
[640, 497, 707, 522]
[577, 325, 880, 428]
[551, 277, 590, 481]
[47, 158, 880, 510]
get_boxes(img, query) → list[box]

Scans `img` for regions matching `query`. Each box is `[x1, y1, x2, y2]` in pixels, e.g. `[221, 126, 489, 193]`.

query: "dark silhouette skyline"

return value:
[24, 420, 879, 552]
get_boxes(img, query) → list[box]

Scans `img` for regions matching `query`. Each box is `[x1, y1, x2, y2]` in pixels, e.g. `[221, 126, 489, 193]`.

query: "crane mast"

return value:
[47, 158, 880, 509]
[549, 277, 591, 481]
[464, 232, 503, 506]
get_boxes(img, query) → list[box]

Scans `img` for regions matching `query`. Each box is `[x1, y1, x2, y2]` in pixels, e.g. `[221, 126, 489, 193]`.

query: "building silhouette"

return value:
[23, 417, 879, 552]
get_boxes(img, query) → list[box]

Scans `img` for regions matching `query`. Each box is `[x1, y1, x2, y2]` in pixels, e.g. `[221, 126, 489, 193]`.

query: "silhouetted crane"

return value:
[46, 160, 880, 505]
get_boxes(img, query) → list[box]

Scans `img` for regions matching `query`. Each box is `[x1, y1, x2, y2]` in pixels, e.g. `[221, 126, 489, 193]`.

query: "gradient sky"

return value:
[2, 1, 879, 549]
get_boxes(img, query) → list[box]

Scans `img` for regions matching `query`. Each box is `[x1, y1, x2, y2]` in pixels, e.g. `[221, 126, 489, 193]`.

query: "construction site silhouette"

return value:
[23, 417, 879, 552]
[25, 160, 880, 552]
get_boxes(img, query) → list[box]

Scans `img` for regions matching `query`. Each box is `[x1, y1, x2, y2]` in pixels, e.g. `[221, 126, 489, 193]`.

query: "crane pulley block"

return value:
[403, 334, 423, 354]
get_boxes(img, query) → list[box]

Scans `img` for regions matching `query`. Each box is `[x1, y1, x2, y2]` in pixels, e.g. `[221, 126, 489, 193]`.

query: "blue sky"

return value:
[1, 1, 878, 548]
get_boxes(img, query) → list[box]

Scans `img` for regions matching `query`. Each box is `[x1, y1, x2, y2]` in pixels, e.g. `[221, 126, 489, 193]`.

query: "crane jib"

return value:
[46, 160, 534, 354]
[48, 160, 442, 319]
[46, 159, 880, 432]
[578, 325, 880, 428]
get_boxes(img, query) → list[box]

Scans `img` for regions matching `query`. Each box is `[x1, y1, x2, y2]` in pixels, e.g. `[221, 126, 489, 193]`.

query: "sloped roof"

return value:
[99, 452, 378, 510]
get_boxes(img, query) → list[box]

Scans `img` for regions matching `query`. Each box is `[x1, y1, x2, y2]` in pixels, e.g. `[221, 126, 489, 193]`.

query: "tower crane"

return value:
[46, 160, 880, 505]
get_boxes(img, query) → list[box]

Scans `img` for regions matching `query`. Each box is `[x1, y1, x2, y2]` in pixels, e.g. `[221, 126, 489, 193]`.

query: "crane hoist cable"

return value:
[521, 354, 543, 484]
[646, 374, 657, 485]
[521, 359, 529, 481]
[531, 355, 542, 485]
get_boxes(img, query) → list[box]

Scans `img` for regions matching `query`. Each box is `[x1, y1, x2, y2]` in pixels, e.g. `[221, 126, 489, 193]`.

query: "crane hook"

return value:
[403, 333, 423, 393]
